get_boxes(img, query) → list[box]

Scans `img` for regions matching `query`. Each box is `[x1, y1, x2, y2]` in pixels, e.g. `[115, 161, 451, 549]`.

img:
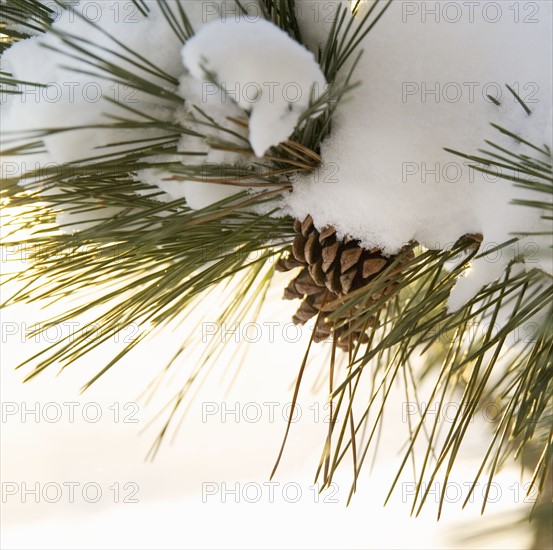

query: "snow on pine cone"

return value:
[276, 215, 414, 351]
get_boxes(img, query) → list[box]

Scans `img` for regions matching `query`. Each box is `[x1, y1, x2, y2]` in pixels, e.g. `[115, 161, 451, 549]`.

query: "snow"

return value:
[1, 2, 183, 164]
[181, 18, 328, 157]
[283, 0, 553, 310]
[0, 2, 255, 212]
[296, 0, 351, 52]
[1, 0, 552, 309]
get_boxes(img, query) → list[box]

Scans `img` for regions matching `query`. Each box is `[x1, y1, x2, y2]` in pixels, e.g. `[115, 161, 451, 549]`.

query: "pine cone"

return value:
[277, 215, 413, 351]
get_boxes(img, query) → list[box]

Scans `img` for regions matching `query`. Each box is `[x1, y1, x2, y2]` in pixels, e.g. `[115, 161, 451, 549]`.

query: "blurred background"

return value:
[1, 266, 536, 549]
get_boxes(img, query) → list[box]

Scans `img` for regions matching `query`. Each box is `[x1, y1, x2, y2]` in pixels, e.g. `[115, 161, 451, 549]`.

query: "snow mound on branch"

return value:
[283, 0, 553, 310]
[1, 1, 256, 214]
[0, 1, 185, 165]
[181, 18, 327, 157]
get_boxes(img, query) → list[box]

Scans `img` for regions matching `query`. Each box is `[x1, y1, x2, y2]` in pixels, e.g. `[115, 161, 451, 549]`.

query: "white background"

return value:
[1, 274, 533, 549]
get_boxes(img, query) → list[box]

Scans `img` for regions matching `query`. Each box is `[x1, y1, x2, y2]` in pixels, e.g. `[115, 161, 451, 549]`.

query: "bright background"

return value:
[1, 271, 534, 549]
